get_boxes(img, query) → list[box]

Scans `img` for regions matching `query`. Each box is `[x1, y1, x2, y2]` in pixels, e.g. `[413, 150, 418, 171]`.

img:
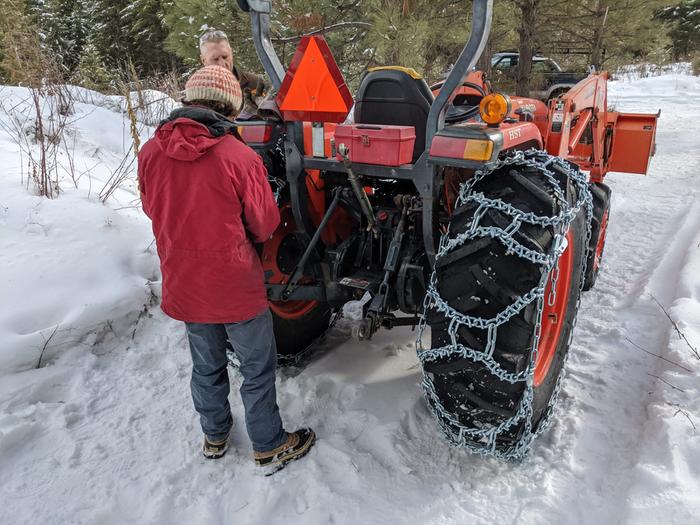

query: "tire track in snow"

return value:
[559, 200, 700, 524]
[547, 83, 700, 522]
[613, 202, 700, 523]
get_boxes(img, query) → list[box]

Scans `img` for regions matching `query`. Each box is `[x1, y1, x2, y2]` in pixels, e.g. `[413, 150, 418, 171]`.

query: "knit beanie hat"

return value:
[184, 65, 243, 115]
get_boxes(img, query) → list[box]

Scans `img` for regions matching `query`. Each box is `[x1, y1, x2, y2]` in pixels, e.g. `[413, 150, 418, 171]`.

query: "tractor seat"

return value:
[354, 67, 433, 162]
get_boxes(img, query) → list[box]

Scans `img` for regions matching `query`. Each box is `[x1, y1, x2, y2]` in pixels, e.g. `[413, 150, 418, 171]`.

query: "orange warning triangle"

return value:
[276, 36, 353, 122]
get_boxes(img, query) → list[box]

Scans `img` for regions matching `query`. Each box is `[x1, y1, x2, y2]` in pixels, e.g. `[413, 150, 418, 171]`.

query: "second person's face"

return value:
[201, 41, 233, 71]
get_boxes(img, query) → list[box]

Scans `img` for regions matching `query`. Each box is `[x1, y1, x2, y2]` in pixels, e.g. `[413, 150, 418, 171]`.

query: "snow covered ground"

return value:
[1, 73, 699, 525]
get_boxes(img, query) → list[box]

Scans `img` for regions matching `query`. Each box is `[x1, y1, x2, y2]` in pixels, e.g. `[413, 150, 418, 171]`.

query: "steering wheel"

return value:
[430, 81, 487, 98]
[430, 81, 487, 123]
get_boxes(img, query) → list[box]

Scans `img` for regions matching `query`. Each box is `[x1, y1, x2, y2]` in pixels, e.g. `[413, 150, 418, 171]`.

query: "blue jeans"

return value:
[185, 309, 287, 452]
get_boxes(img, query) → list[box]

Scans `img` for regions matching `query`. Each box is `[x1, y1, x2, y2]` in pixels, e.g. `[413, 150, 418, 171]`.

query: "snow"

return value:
[612, 62, 691, 82]
[1, 72, 699, 524]
[0, 85, 166, 375]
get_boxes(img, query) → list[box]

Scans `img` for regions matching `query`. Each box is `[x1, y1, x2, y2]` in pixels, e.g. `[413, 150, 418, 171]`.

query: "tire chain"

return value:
[227, 309, 344, 370]
[416, 149, 593, 460]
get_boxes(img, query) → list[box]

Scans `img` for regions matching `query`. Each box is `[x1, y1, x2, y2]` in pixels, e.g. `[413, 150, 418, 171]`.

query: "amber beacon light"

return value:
[479, 93, 512, 126]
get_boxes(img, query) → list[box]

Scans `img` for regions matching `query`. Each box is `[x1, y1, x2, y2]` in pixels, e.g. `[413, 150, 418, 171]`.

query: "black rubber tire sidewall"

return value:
[583, 182, 611, 291]
[272, 304, 332, 359]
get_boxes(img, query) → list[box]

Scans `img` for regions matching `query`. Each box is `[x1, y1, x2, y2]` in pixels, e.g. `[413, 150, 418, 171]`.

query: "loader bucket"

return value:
[607, 111, 659, 175]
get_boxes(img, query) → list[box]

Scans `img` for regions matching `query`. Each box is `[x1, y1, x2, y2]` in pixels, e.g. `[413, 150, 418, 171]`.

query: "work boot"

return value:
[254, 428, 316, 476]
[202, 434, 229, 459]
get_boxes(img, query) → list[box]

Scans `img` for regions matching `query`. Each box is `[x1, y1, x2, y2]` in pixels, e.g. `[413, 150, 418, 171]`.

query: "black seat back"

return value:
[354, 68, 434, 162]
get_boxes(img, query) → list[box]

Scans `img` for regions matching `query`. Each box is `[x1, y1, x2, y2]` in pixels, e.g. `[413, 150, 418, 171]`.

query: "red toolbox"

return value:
[334, 124, 416, 166]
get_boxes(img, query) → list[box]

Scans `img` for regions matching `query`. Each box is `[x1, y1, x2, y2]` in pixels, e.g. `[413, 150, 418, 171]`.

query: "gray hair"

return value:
[199, 29, 229, 52]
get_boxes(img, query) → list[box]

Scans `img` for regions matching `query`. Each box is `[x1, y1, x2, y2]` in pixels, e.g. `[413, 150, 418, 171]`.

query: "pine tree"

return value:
[514, 0, 539, 96]
[0, 1, 18, 82]
[40, 0, 88, 74]
[73, 42, 114, 92]
[0, 0, 45, 84]
[538, 0, 669, 71]
[89, 0, 133, 71]
[655, 0, 700, 60]
[163, 0, 255, 70]
[366, 0, 472, 83]
[272, 0, 374, 86]
[122, 0, 181, 74]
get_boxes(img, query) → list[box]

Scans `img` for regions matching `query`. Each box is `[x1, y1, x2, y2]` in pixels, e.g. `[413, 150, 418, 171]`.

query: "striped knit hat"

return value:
[184, 65, 243, 115]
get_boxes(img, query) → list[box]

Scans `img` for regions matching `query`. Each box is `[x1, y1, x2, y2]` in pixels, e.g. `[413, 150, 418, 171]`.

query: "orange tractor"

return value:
[235, 0, 658, 457]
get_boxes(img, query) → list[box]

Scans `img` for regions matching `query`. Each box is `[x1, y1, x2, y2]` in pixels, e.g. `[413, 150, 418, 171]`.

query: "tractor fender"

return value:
[509, 96, 549, 137]
[499, 121, 543, 152]
[429, 121, 542, 167]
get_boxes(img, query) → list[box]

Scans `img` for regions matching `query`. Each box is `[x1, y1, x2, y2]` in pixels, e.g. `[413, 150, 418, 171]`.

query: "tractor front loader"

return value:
[234, 0, 658, 457]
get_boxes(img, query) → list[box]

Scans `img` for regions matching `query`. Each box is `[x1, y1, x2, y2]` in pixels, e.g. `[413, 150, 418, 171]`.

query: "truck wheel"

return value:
[582, 182, 611, 291]
[423, 152, 587, 454]
[547, 88, 569, 102]
[262, 207, 331, 362]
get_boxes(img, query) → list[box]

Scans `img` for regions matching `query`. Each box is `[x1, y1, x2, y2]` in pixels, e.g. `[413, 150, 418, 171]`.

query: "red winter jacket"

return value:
[138, 108, 280, 323]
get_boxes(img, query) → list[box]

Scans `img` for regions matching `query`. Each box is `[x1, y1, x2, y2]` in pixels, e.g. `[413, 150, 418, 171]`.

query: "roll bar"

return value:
[425, 0, 493, 146]
[239, 0, 493, 146]
[237, 0, 286, 90]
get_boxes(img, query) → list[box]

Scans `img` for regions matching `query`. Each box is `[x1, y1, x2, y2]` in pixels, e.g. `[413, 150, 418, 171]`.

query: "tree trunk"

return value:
[516, 0, 538, 97]
[476, 34, 494, 78]
[589, 1, 609, 70]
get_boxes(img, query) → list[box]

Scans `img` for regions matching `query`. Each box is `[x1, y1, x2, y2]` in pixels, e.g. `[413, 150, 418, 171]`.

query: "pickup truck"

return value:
[490, 52, 586, 101]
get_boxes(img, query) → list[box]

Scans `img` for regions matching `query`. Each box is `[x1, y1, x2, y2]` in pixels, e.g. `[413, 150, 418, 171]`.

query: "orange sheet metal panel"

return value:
[509, 97, 549, 138]
[499, 121, 543, 150]
[607, 112, 659, 175]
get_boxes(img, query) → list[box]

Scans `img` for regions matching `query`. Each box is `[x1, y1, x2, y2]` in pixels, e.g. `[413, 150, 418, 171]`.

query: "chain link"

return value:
[269, 176, 286, 204]
[278, 309, 344, 367]
[227, 309, 344, 370]
[416, 149, 593, 460]
[548, 249, 561, 307]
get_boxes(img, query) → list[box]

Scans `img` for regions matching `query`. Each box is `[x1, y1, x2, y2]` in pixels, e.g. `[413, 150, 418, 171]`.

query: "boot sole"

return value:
[203, 443, 229, 460]
[203, 450, 228, 460]
[259, 431, 316, 476]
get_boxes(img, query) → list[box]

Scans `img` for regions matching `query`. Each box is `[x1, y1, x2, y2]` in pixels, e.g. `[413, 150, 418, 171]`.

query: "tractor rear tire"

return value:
[425, 155, 587, 452]
[272, 304, 332, 361]
[582, 182, 611, 291]
[260, 206, 333, 364]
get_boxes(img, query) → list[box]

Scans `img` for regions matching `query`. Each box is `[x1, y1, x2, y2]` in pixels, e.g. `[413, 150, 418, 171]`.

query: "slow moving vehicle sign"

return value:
[275, 35, 354, 123]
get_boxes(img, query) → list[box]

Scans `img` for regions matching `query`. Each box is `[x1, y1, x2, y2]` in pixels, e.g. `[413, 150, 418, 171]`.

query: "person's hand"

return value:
[249, 78, 267, 97]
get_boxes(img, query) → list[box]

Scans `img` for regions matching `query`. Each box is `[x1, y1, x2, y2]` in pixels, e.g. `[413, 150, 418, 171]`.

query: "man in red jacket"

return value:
[138, 65, 315, 474]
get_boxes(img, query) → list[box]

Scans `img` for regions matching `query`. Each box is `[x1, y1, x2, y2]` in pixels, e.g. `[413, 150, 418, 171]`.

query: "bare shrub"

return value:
[0, 4, 81, 198]
[0, 80, 78, 198]
[98, 63, 180, 203]
[97, 143, 138, 203]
